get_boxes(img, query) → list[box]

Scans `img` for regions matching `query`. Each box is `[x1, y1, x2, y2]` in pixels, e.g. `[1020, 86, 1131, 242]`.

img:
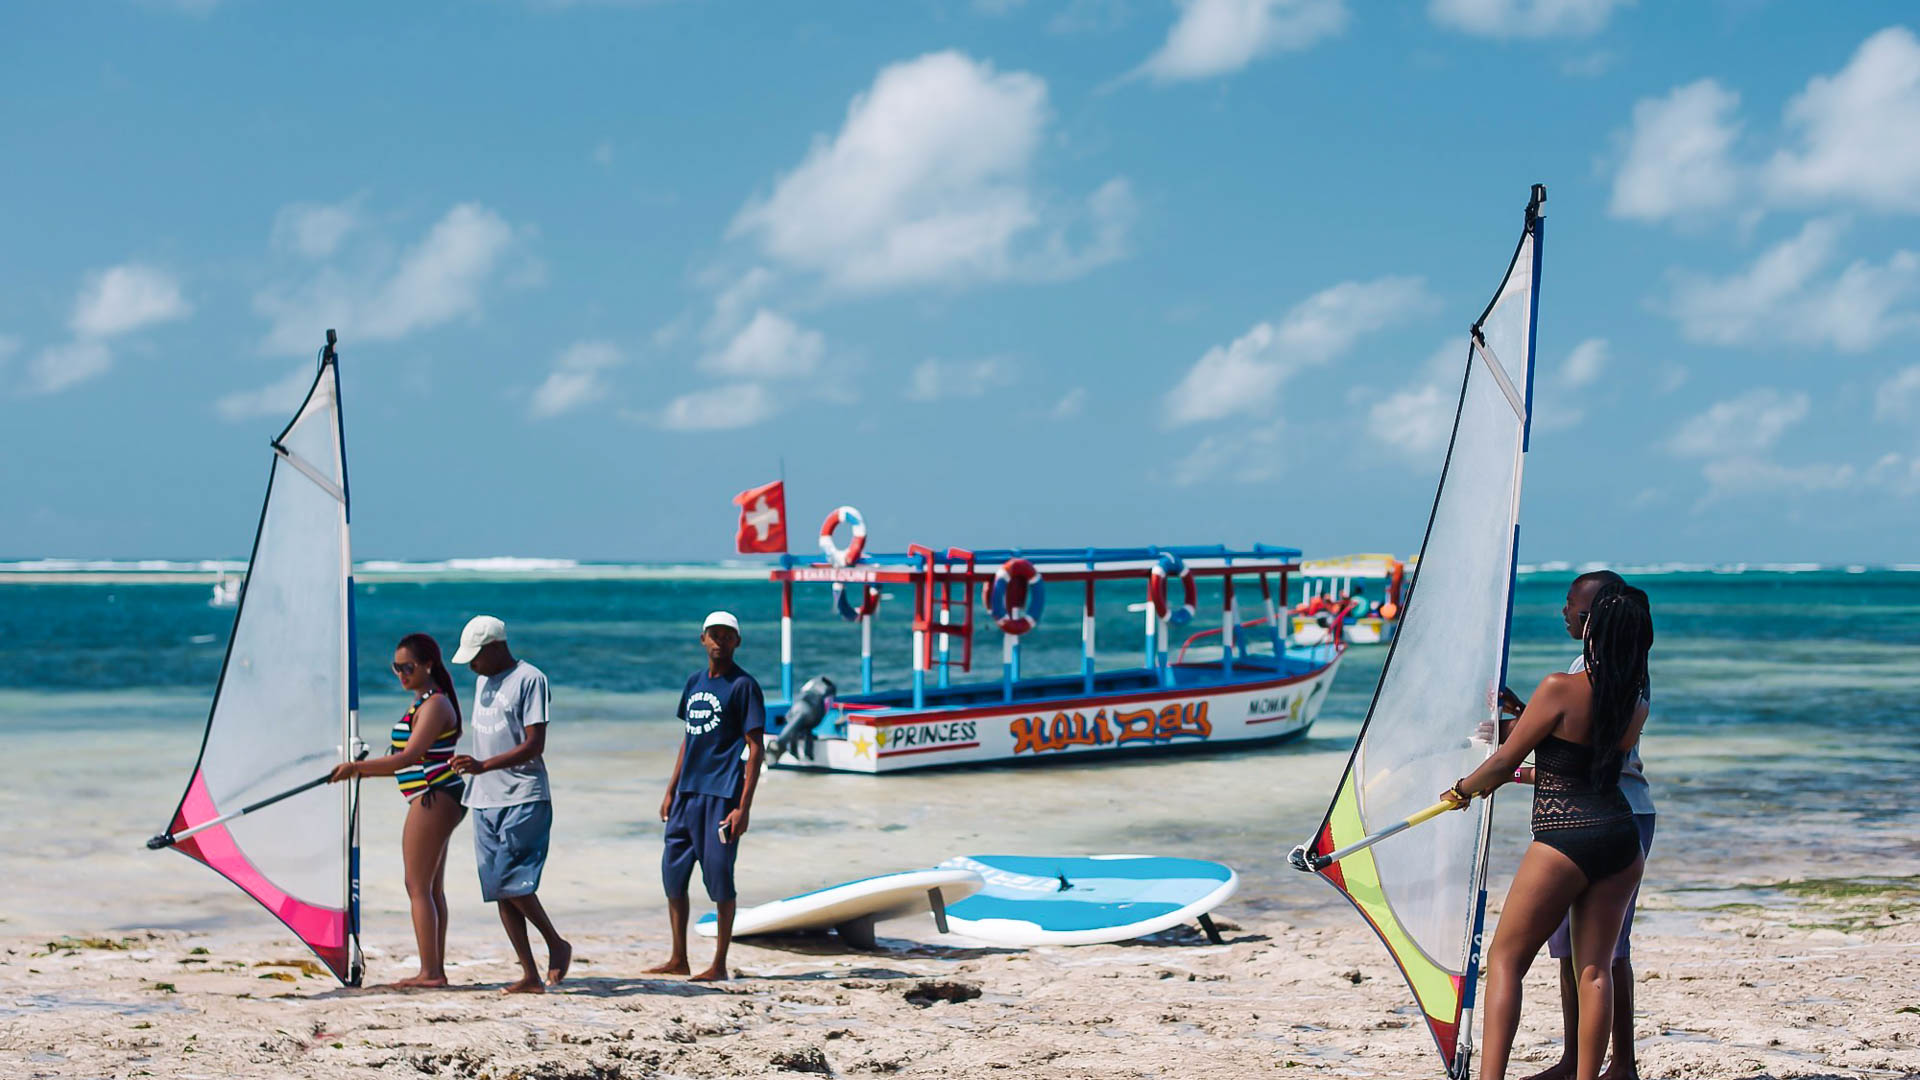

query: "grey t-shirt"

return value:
[462, 660, 551, 809]
[1568, 655, 1654, 815]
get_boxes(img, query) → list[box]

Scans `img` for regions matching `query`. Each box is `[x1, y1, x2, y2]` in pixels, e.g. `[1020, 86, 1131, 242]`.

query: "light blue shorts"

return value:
[473, 800, 551, 902]
[1547, 812, 1655, 961]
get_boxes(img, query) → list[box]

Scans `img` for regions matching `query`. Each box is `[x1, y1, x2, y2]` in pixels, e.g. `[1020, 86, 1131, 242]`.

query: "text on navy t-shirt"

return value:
[675, 664, 765, 798]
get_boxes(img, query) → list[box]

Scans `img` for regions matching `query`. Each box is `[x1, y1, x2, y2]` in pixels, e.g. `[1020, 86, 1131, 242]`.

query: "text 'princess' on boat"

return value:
[761, 520, 1348, 774]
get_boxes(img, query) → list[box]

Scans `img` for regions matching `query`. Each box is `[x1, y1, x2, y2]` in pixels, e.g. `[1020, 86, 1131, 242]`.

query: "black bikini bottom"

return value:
[1534, 818, 1642, 882]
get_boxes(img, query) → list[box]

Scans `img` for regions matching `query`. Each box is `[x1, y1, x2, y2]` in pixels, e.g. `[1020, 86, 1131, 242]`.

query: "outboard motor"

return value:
[770, 676, 835, 762]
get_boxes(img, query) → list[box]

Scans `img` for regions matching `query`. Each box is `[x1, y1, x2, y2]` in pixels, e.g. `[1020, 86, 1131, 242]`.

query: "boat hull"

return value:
[771, 653, 1342, 774]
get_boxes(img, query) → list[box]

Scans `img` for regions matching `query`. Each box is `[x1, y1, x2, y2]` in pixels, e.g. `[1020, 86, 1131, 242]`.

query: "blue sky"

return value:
[3, 1, 1916, 564]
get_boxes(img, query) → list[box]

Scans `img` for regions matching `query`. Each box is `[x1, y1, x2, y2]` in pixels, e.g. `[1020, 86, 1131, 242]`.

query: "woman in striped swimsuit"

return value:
[330, 633, 466, 988]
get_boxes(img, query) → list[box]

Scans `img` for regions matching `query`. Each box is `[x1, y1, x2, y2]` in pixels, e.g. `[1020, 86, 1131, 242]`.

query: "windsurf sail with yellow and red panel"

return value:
[148, 330, 363, 986]
[1290, 186, 1545, 1079]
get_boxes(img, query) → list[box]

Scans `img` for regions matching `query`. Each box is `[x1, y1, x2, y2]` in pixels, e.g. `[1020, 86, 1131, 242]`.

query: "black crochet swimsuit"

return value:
[1531, 734, 1640, 882]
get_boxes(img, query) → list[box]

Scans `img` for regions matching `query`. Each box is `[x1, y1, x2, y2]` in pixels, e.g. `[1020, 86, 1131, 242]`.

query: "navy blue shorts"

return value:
[473, 800, 552, 903]
[662, 792, 737, 903]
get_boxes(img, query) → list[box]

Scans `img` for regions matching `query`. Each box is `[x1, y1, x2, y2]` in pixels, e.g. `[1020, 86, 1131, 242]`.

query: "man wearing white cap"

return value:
[446, 616, 571, 994]
[644, 611, 765, 982]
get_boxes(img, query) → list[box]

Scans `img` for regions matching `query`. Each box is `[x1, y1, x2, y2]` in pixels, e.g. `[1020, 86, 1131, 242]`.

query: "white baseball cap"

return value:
[702, 611, 741, 635]
[451, 615, 507, 663]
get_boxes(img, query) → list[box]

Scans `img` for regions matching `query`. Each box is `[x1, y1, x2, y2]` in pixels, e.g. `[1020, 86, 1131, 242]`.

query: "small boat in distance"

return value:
[763, 537, 1345, 774]
[1288, 553, 1412, 647]
[209, 570, 241, 607]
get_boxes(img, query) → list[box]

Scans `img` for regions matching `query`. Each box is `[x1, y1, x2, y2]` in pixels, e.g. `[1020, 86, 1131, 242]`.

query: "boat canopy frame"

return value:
[768, 543, 1307, 710]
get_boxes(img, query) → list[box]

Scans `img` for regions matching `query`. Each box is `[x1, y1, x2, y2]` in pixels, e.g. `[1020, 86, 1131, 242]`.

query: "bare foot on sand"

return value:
[1520, 1061, 1574, 1080]
[391, 974, 449, 990]
[1598, 1063, 1641, 1080]
[642, 958, 690, 975]
[545, 939, 572, 986]
[502, 975, 546, 995]
[689, 964, 729, 983]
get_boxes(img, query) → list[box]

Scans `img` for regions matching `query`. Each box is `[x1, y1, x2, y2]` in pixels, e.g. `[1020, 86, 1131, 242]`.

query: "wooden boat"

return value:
[764, 542, 1345, 773]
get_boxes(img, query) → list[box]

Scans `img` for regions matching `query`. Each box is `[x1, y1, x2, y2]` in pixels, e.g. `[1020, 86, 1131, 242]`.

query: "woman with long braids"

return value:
[330, 633, 467, 988]
[1441, 583, 1655, 1080]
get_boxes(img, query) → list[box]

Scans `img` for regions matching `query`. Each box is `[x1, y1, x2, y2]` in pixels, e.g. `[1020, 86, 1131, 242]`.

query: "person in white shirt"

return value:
[448, 616, 572, 995]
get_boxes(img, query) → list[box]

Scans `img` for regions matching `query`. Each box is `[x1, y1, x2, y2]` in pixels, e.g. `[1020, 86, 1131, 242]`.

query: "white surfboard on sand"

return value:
[696, 868, 985, 948]
[936, 854, 1238, 946]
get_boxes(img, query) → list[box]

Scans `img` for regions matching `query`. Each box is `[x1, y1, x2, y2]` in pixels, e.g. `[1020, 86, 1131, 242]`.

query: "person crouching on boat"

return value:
[446, 616, 572, 994]
[328, 632, 466, 989]
[646, 611, 765, 983]
[1442, 582, 1654, 1080]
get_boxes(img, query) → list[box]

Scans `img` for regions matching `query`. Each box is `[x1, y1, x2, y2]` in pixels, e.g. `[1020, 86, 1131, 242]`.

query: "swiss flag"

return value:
[732, 480, 788, 554]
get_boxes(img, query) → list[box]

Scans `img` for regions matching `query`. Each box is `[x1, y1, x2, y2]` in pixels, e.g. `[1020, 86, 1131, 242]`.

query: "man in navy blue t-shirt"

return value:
[645, 610, 765, 982]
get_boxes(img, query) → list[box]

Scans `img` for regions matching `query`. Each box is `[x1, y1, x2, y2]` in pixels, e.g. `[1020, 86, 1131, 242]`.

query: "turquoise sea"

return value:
[2, 567, 1916, 945]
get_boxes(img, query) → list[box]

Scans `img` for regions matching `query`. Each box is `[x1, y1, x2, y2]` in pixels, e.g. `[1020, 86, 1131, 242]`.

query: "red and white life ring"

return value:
[1149, 553, 1198, 627]
[819, 506, 878, 621]
[818, 506, 868, 566]
[983, 558, 1046, 635]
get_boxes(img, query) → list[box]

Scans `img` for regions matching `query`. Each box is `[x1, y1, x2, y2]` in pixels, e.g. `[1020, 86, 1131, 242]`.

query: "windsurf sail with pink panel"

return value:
[148, 330, 364, 986]
[1290, 185, 1546, 1079]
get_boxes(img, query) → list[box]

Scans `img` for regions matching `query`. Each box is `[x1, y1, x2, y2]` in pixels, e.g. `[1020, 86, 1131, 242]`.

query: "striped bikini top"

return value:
[392, 689, 462, 800]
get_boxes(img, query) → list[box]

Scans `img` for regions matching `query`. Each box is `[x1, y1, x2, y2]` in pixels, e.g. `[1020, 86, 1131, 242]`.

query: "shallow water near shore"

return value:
[2, 569, 1916, 943]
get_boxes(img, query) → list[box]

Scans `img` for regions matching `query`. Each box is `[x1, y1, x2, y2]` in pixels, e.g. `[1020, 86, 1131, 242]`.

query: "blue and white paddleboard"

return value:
[936, 854, 1238, 946]
[696, 868, 984, 945]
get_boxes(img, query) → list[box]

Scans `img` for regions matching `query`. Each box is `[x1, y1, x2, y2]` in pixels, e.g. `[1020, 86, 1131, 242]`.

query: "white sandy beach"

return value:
[4, 703, 1917, 1079]
[3, 883, 1916, 1079]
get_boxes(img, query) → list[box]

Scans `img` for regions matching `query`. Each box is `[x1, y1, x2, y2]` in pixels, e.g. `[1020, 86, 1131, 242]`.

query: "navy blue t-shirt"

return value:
[674, 663, 765, 798]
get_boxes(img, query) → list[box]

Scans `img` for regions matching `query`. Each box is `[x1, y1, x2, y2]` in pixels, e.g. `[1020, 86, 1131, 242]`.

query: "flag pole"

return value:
[777, 455, 794, 700]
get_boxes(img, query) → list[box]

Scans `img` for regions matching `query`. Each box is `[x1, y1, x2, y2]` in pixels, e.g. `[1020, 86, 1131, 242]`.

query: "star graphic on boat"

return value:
[852, 734, 875, 759]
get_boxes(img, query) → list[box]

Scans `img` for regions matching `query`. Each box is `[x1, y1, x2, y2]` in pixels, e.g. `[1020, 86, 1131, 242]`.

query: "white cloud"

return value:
[1668, 388, 1809, 459]
[1663, 219, 1920, 351]
[1169, 425, 1281, 486]
[906, 357, 1017, 401]
[1700, 457, 1857, 499]
[731, 51, 1130, 291]
[1367, 383, 1454, 462]
[1877, 365, 1920, 421]
[1562, 337, 1607, 388]
[1051, 386, 1087, 418]
[531, 341, 624, 419]
[1136, 0, 1347, 83]
[255, 202, 519, 355]
[271, 198, 361, 259]
[701, 309, 823, 379]
[659, 383, 776, 431]
[26, 340, 113, 395]
[70, 264, 191, 339]
[1429, 0, 1629, 39]
[1164, 275, 1432, 425]
[215, 365, 314, 421]
[1609, 80, 1742, 223]
[1764, 26, 1920, 213]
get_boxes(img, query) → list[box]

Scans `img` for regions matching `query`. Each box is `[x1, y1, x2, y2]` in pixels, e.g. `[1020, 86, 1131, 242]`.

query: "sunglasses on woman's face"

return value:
[392, 661, 417, 676]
